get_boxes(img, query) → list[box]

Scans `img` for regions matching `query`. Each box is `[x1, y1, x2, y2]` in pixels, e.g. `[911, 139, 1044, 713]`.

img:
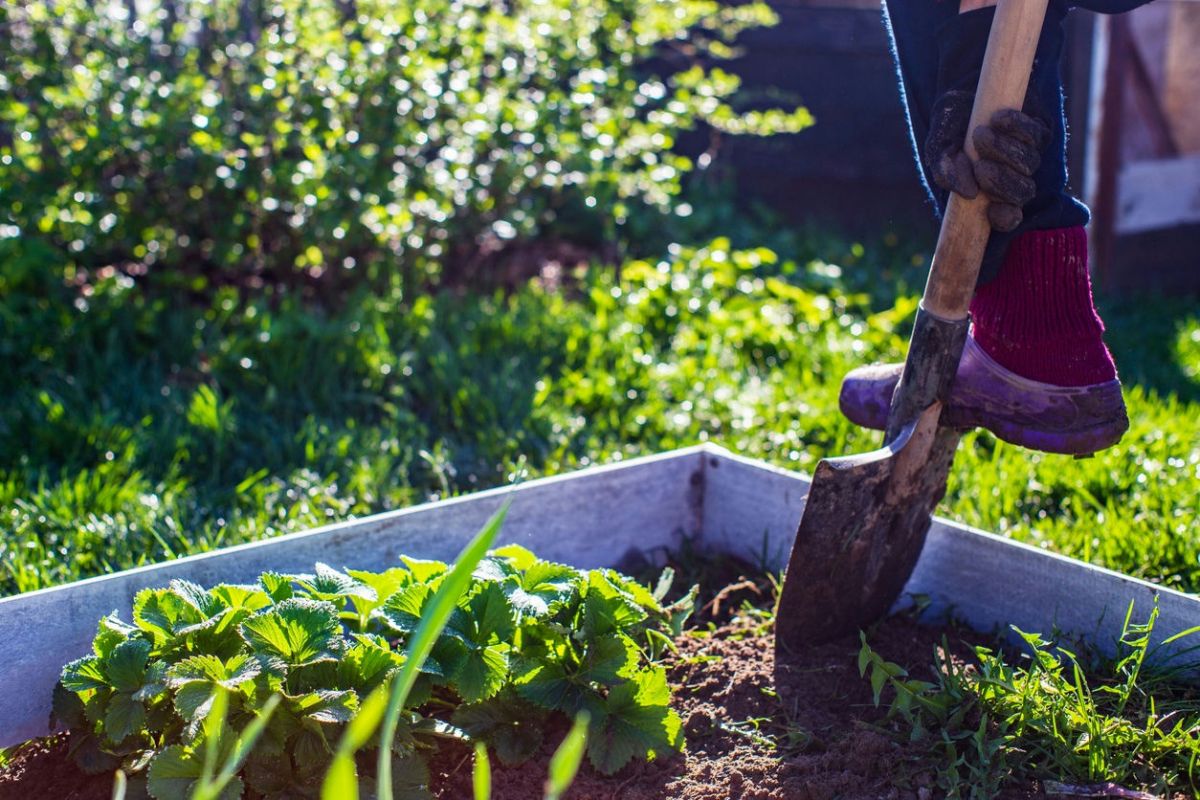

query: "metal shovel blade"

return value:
[774, 408, 962, 652]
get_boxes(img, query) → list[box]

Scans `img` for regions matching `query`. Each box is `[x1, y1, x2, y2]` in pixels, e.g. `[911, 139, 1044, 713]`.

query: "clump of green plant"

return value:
[858, 604, 1200, 798]
[55, 540, 695, 798]
[1, 0, 809, 296]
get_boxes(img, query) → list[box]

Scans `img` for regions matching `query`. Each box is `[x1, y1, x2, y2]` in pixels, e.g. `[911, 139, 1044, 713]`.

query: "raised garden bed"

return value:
[1, 444, 1197, 797]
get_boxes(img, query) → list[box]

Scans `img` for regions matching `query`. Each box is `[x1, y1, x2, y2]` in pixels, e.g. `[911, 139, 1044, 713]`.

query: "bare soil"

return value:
[0, 616, 1046, 800]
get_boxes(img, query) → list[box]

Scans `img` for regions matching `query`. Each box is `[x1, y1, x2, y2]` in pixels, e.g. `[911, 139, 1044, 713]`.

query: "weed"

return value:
[859, 603, 1200, 798]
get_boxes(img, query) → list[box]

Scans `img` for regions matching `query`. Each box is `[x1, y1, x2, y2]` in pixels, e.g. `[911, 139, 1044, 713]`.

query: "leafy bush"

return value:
[0, 0, 809, 294]
[54, 543, 695, 798]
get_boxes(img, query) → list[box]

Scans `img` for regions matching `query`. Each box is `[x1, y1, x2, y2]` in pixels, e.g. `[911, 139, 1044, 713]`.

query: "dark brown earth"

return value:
[431, 615, 1047, 800]
[0, 616, 1046, 800]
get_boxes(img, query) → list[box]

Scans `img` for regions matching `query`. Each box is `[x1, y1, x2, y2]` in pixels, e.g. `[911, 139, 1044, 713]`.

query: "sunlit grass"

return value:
[1, 232, 1197, 597]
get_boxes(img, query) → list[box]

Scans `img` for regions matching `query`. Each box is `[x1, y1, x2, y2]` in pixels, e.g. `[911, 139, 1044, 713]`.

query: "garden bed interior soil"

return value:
[0, 614, 1054, 800]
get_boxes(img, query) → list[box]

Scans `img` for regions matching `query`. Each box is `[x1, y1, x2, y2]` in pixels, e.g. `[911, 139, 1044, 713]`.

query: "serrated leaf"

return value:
[133, 589, 203, 647]
[169, 580, 223, 617]
[338, 637, 403, 694]
[447, 583, 514, 645]
[506, 561, 579, 619]
[514, 661, 581, 712]
[294, 689, 359, 724]
[104, 692, 146, 743]
[62, 655, 109, 693]
[582, 573, 647, 638]
[472, 557, 516, 584]
[67, 732, 122, 775]
[175, 682, 220, 724]
[207, 585, 273, 635]
[399, 556, 447, 582]
[294, 563, 378, 603]
[579, 634, 639, 684]
[346, 567, 410, 617]
[372, 582, 433, 637]
[94, 613, 138, 659]
[259, 572, 294, 603]
[489, 544, 538, 571]
[52, 681, 87, 730]
[167, 653, 259, 723]
[452, 645, 508, 704]
[147, 745, 241, 800]
[108, 639, 152, 693]
[602, 570, 663, 614]
[587, 668, 681, 775]
[135, 662, 170, 702]
[452, 694, 546, 766]
[240, 598, 341, 667]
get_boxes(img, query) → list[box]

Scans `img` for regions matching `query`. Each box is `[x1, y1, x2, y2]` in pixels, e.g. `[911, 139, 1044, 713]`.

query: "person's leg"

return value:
[838, 1, 1128, 454]
[969, 226, 1116, 386]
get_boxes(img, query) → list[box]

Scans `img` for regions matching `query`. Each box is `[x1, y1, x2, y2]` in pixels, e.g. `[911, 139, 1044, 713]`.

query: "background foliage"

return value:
[0, 0, 807, 296]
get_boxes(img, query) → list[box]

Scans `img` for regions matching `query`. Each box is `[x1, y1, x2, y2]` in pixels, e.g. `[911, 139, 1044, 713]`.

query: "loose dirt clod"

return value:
[0, 616, 1046, 800]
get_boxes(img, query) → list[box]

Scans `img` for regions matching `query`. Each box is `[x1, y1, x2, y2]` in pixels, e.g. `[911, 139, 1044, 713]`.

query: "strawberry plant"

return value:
[54, 537, 695, 798]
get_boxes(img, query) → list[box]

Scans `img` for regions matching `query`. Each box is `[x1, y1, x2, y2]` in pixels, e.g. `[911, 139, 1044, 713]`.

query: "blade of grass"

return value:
[473, 741, 491, 800]
[193, 693, 281, 800]
[544, 711, 590, 800]
[111, 769, 127, 800]
[378, 503, 508, 798]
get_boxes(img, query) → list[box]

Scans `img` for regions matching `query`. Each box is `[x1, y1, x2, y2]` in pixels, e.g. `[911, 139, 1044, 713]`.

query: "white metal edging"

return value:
[701, 446, 1200, 666]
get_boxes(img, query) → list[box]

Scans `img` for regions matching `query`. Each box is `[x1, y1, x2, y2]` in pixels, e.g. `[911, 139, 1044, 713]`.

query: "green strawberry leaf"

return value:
[337, 635, 403, 694]
[373, 582, 434, 637]
[472, 556, 518, 584]
[167, 654, 261, 722]
[449, 582, 516, 646]
[490, 544, 539, 571]
[452, 693, 547, 765]
[292, 689, 359, 724]
[452, 644, 508, 703]
[169, 579, 223, 618]
[346, 567, 410, 617]
[578, 634, 640, 684]
[514, 661, 583, 712]
[133, 589, 202, 648]
[240, 598, 341, 667]
[146, 744, 242, 800]
[293, 563, 377, 604]
[602, 569, 663, 614]
[582, 572, 648, 638]
[93, 613, 138, 659]
[587, 667, 682, 775]
[52, 681, 87, 730]
[62, 655, 109, 693]
[399, 556, 448, 582]
[103, 692, 146, 743]
[107, 638, 152, 693]
[507, 561, 580, 620]
[259, 572, 294, 603]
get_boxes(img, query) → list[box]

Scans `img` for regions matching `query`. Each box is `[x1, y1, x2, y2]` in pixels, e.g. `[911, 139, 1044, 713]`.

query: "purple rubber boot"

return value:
[838, 336, 1129, 455]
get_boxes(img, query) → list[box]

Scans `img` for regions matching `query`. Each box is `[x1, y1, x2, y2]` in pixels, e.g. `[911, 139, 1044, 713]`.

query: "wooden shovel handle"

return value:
[921, 0, 1051, 320]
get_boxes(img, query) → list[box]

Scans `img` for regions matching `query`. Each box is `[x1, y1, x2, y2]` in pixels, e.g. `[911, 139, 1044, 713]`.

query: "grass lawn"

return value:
[2, 224, 1197, 598]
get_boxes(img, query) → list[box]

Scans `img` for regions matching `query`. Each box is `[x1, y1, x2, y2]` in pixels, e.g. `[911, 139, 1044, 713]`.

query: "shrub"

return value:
[0, 0, 810, 295]
[54, 542, 696, 797]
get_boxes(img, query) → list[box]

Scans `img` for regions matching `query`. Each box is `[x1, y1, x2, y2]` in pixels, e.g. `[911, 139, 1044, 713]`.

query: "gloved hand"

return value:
[925, 7, 1051, 232]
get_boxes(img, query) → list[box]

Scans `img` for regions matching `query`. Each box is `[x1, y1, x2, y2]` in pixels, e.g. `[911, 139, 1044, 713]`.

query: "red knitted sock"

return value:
[969, 226, 1117, 386]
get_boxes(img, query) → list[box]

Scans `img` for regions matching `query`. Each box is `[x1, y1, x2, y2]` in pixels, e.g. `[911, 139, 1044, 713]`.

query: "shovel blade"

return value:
[775, 413, 962, 652]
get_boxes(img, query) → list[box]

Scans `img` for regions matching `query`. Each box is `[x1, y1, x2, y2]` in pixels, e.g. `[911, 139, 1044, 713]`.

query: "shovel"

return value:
[774, 0, 1051, 652]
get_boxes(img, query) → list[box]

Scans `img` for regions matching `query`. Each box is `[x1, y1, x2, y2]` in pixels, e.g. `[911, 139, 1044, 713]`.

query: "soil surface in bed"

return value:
[0, 616, 1049, 800]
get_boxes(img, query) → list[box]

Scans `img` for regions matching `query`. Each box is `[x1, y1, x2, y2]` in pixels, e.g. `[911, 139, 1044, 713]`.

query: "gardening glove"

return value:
[924, 8, 1052, 232]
